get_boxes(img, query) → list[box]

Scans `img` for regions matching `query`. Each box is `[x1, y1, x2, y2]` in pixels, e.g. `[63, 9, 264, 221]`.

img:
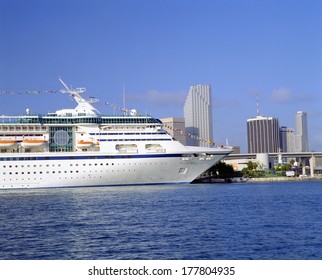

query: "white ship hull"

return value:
[0, 151, 228, 189]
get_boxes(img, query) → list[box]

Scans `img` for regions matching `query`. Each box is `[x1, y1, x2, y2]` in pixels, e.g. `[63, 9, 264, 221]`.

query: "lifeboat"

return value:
[0, 140, 18, 148]
[21, 139, 46, 148]
[77, 140, 94, 148]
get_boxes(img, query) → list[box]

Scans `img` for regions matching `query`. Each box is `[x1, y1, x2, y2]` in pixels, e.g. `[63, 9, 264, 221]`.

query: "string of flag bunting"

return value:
[104, 102, 130, 114]
[163, 123, 215, 147]
[0, 90, 60, 95]
[1, 89, 215, 146]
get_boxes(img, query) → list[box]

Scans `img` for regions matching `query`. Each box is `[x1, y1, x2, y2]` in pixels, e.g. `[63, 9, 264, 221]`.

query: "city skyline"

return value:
[1, 1, 322, 152]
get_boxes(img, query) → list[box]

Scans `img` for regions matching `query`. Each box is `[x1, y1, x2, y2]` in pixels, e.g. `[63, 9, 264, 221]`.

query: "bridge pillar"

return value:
[309, 155, 315, 177]
[302, 166, 306, 175]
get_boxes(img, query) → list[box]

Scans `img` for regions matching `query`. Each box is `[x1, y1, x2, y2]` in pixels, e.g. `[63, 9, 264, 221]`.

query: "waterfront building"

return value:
[247, 115, 280, 153]
[280, 126, 295, 152]
[183, 85, 213, 147]
[161, 117, 186, 145]
[295, 111, 309, 152]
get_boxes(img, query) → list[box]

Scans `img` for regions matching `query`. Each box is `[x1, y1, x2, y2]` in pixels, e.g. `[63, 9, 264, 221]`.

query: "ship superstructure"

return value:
[0, 80, 231, 189]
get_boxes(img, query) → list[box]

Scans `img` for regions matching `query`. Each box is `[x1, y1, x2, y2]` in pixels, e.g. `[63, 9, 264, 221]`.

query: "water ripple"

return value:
[1, 182, 322, 259]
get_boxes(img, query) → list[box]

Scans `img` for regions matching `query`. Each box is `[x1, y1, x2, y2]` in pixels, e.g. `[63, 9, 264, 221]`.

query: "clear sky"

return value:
[1, 0, 322, 152]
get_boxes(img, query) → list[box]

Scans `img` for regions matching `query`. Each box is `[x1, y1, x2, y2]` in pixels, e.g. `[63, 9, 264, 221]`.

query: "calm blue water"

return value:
[1, 181, 322, 260]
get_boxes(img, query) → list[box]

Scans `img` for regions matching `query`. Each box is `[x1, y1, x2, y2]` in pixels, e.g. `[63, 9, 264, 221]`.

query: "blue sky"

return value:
[1, 0, 322, 152]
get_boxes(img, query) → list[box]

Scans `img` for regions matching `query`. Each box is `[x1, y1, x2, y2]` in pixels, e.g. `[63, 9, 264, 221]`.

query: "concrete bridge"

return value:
[224, 152, 322, 176]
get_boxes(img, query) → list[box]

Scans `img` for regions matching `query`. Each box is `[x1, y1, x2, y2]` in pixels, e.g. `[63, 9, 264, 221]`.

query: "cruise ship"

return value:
[0, 80, 231, 189]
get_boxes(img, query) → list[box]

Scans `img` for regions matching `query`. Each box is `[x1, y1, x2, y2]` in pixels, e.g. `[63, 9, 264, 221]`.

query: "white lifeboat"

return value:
[21, 139, 46, 148]
[0, 140, 18, 148]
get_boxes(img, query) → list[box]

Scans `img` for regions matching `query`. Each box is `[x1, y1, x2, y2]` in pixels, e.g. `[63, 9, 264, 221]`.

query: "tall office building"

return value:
[295, 111, 309, 152]
[247, 115, 280, 153]
[280, 126, 295, 152]
[161, 117, 186, 145]
[184, 85, 213, 147]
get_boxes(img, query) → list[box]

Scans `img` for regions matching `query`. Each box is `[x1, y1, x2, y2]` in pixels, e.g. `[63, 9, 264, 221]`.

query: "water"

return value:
[1, 181, 322, 260]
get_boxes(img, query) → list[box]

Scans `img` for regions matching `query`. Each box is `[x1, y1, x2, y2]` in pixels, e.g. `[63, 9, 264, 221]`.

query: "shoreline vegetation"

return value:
[193, 161, 322, 184]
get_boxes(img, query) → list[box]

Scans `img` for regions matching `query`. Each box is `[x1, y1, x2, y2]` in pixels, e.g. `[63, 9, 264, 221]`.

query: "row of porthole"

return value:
[2, 162, 165, 175]
[1, 170, 139, 186]
[2, 168, 139, 176]
[1, 161, 167, 169]
[2, 166, 160, 179]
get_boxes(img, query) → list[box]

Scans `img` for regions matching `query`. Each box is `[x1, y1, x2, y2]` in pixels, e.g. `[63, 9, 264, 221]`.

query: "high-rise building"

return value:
[183, 85, 213, 147]
[280, 126, 295, 152]
[295, 111, 309, 152]
[247, 115, 280, 153]
[161, 117, 186, 145]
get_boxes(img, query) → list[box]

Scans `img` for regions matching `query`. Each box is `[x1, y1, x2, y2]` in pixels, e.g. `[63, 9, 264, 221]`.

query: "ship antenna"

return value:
[256, 94, 260, 116]
[122, 81, 126, 116]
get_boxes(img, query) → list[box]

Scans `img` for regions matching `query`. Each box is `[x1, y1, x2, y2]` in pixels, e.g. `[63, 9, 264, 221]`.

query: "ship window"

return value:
[53, 130, 70, 146]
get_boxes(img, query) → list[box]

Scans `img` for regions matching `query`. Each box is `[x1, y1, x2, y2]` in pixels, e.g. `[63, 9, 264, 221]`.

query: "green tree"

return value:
[242, 161, 263, 178]
[207, 161, 235, 178]
[247, 161, 258, 170]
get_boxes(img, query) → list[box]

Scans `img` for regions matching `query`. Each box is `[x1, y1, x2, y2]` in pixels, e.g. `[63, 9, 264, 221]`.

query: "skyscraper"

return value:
[295, 111, 309, 152]
[183, 85, 213, 147]
[279, 126, 295, 153]
[247, 115, 280, 153]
